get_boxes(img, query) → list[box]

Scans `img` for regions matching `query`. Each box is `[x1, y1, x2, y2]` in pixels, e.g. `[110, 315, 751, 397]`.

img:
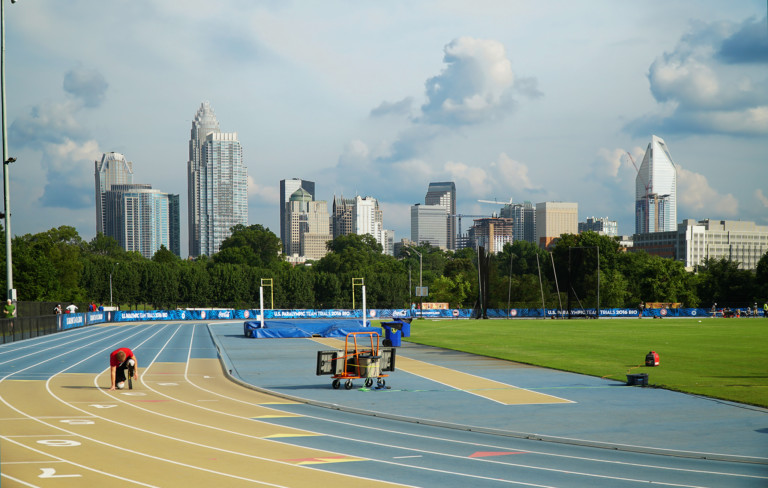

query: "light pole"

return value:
[406, 246, 423, 318]
[109, 262, 119, 307]
[1, 0, 18, 303]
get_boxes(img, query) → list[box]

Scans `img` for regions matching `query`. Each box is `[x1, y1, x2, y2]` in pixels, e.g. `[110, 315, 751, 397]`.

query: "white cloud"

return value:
[247, 176, 279, 204]
[443, 153, 538, 199]
[444, 161, 489, 195]
[632, 17, 768, 136]
[419, 37, 538, 126]
[491, 153, 538, 192]
[677, 164, 738, 216]
[755, 189, 768, 208]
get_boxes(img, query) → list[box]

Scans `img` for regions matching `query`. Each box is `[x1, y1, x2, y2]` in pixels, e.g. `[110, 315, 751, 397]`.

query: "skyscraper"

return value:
[332, 194, 354, 239]
[635, 135, 677, 234]
[535, 202, 578, 248]
[187, 102, 221, 257]
[411, 203, 448, 248]
[500, 201, 535, 243]
[284, 188, 332, 260]
[105, 184, 180, 259]
[280, 178, 315, 250]
[425, 182, 456, 249]
[95, 152, 133, 235]
[187, 103, 247, 257]
[332, 194, 390, 250]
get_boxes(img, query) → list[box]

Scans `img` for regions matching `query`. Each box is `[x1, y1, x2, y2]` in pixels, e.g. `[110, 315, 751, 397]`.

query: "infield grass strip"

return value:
[392, 317, 768, 408]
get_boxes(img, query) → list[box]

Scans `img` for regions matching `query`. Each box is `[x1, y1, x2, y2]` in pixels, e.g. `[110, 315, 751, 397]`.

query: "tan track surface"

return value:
[0, 358, 405, 487]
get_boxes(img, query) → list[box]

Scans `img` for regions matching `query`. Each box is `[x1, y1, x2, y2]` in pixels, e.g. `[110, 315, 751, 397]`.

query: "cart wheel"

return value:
[383, 339, 392, 347]
[377, 378, 386, 387]
[365, 378, 373, 388]
[332, 379, 340, 389]
[345, 380, 353, 390]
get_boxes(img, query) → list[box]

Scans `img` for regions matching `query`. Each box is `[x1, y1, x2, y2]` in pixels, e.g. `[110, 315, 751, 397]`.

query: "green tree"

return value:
[152, 245, 179, 263]
[215, 224, 282, 268]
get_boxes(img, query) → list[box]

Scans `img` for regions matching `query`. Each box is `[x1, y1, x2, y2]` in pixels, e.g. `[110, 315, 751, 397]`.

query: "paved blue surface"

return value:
[209, 322, 768, 462]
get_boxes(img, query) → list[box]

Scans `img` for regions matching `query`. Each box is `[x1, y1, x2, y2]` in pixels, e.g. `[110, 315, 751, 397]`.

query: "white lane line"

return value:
[189, 335, 765, 484]
[1, 435, 158, 487]
[182, 331, 711, 487]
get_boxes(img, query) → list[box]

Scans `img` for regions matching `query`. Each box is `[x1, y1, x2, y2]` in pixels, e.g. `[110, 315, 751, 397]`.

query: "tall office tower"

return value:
[425, 182, 456, 249]
[411, 203, 448, 248]
[500, 201, 535, 243]
[280, 178, 315, 249]
[95, 152, 134, 235]
[187, 102, 221, 257]
[168, 194, 181, 257]
[332, 194, 355, 239]
[535, 202, 578, 248]
[635, 135, 677, 234]
[354, 196, 385, 245]
[284, 188, 332, 259]
[104, 184, 180, 259]
[578, 217, 618, 236]
[332, 194, 391, 252]
[198, 132, 247, 256]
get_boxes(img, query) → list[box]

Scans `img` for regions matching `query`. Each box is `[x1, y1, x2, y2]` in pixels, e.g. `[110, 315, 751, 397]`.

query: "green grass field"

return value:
[383, 317, 768, 408]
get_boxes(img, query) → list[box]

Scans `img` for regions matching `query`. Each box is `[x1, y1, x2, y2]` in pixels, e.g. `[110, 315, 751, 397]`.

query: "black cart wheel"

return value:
[377, 378, 386, 387]
[332, 379, 340, 389]
[365, 378, 373, 388]
[345, 380, 354, 390]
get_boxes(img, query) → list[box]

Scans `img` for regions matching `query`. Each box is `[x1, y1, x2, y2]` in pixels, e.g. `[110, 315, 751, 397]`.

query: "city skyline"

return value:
[3, 2, 766, 256]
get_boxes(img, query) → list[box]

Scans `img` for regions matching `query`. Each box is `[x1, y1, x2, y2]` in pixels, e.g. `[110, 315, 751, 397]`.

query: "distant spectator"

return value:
[4, 299, 15, 330]
[66, 304, 78, 314]
[637, 302, 644, 319]
[53, 304, 62, 315]
[98, 303, 104, 312]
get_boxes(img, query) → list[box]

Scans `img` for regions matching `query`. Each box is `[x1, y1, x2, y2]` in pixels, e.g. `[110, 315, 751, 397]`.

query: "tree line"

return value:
[2, 224, 766, 312]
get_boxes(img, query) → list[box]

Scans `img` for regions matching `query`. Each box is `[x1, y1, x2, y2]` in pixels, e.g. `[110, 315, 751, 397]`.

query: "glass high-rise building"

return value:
[411, 203, 448, 249]
[425, 182, 456, 249]
[95, 152, 133, 235]
[500, 201, 535, 243]
[199, 132, 247, 256]
[187, 102, 247, 257]
[105, 184, 180, 259]
[635, 135, 677, 234]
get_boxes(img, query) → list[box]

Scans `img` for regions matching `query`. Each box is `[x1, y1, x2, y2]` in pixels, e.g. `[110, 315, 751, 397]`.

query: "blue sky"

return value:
[4, 1, 767, 256]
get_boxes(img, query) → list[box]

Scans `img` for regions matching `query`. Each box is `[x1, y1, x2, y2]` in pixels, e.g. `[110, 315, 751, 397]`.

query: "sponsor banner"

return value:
[87, 312, 106, 325]
[109, 308, 715, 323]
[62, 313, 86, 330]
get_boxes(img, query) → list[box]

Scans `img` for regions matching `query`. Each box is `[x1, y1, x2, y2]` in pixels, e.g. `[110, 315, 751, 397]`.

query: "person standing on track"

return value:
[109, 347, 138, 390]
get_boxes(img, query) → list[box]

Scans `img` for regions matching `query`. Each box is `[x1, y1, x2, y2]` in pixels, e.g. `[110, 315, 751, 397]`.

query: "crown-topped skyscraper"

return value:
[187, 102, 247, 257]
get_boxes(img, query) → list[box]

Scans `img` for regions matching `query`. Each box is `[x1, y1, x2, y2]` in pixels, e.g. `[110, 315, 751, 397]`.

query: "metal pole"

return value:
[109, 262, 118, 307]
[536, 254, 546, 319]
[1, 0, 15, 302]
[418, 251, 422, 318]
[596, 246, 600, 319]
[259, 286, 264, 328]
[506, 252, 513, 314]
[361, 285, 366, 327]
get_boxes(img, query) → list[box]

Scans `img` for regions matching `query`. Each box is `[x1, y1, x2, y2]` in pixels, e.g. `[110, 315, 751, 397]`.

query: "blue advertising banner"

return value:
[107, 307, 732, 323]
[61, 313, 87, 330]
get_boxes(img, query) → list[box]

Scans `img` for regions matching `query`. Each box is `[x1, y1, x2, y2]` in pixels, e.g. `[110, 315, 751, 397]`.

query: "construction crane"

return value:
[450, 214, 492, 238]
[477, 198, 514, 206]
